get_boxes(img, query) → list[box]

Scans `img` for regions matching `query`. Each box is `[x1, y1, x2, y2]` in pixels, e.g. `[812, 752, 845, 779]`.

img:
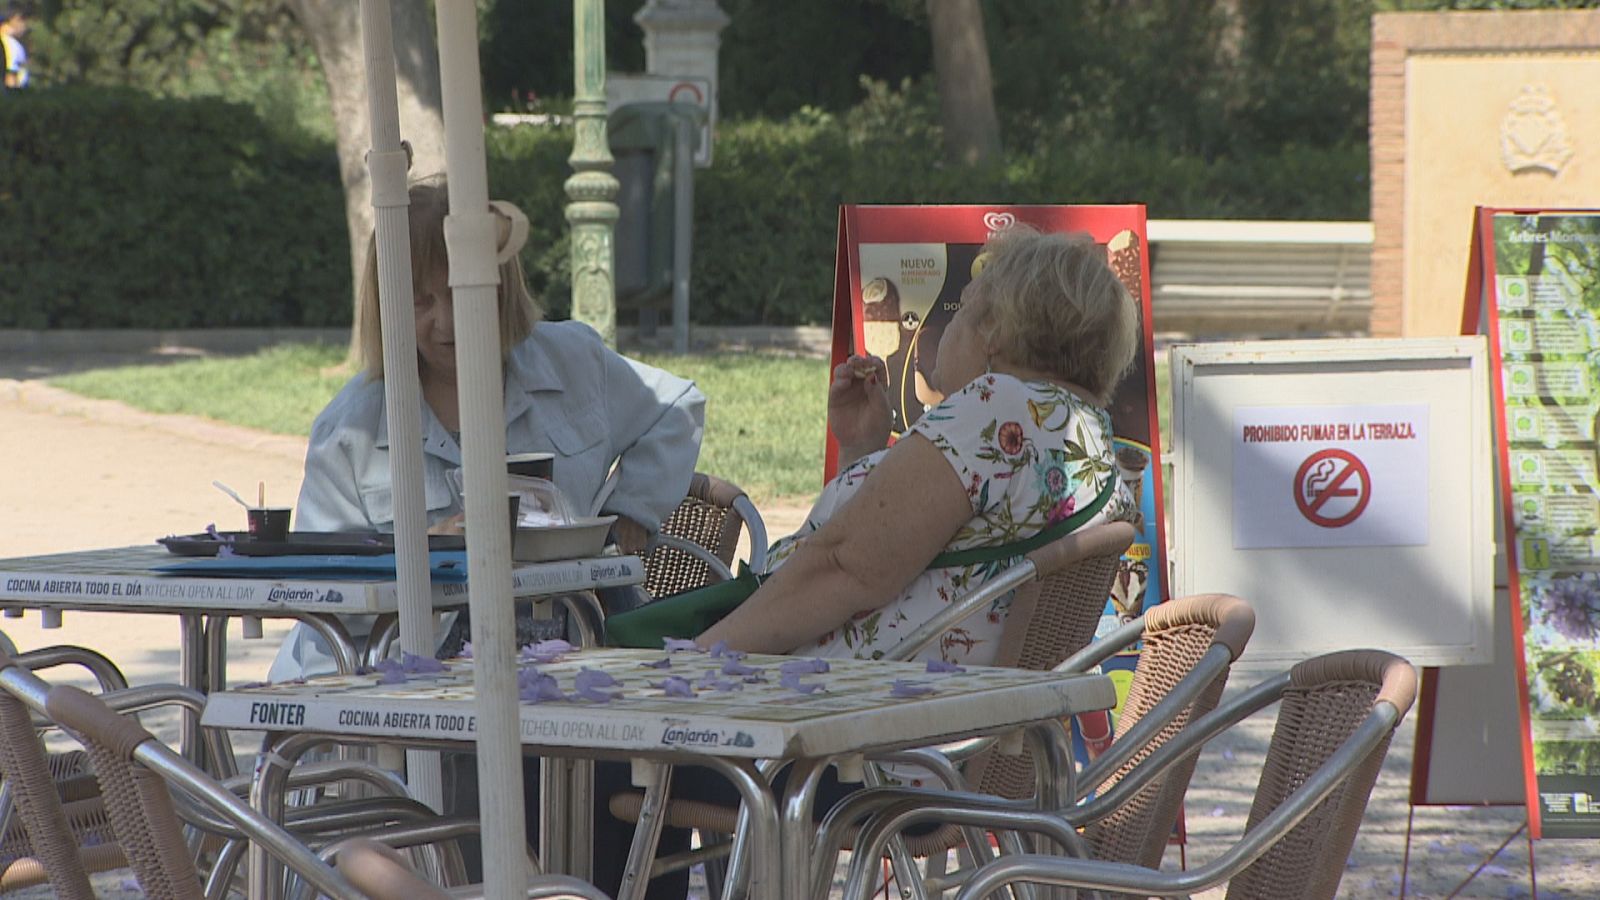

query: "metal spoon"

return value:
[212, 480, 254, 510]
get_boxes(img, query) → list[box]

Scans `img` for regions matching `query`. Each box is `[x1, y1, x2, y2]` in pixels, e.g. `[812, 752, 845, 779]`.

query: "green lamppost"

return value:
[566, 0, 619, 345]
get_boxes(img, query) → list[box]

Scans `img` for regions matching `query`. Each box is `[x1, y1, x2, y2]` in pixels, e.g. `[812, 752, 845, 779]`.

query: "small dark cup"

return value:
[247, 507, 292, 543]
[506, 452, 555, 481]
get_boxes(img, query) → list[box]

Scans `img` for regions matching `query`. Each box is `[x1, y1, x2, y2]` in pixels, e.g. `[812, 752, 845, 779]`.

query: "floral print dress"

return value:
[765, 373, 1133, 666]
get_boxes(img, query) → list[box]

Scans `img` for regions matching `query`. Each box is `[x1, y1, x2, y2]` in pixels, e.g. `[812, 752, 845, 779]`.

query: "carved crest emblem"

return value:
[1500, 85, 1574, 176]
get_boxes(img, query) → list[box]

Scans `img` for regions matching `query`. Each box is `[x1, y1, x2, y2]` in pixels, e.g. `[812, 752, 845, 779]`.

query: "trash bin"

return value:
[608, 101, 706, 352]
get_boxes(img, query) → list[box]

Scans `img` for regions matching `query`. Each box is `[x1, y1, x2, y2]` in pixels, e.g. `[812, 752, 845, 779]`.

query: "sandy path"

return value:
[3, 378, 1597, 898]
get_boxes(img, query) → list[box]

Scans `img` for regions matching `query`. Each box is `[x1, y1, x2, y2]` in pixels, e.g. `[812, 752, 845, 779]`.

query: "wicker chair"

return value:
[834, 593, 1255, 899]
[917, 650, 1417, 900]
[37, 681, 368, 900]
[0, 644, 132, 894]
[331, 836, 613, 899]
[0, 651, 105, 898]
[609, 520, 1136, 900]
[640, 473, 767, 598]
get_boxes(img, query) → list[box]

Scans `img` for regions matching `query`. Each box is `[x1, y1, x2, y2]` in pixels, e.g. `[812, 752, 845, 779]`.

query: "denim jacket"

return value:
[268, 320, 703, 682]
[296, 319, 704, 536]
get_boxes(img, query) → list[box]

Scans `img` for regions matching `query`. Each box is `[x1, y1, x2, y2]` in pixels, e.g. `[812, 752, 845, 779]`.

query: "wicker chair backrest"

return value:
[1085, 593, 1254, 873]
[641, 473, 748, 598]
[1226, 650, 1417, 900]
[45, 684, 204, 900]
[964, 522, 1136, 801]
[0, 657, 97, 900]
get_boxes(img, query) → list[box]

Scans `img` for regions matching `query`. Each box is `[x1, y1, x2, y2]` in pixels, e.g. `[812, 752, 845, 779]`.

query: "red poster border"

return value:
[825, 204, 1165, 592]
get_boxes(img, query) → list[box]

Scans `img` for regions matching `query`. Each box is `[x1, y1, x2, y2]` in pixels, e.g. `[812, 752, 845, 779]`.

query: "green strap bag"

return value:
[605, 476, 1118, 649]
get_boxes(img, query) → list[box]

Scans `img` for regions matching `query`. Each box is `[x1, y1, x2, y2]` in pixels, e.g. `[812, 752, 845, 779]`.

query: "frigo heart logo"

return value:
[982, 211, 1016, 232]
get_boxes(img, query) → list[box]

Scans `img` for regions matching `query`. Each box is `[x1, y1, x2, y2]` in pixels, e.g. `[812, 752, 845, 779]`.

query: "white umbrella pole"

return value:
[434, 3, 526, 896]
[359, 0, 443, 813]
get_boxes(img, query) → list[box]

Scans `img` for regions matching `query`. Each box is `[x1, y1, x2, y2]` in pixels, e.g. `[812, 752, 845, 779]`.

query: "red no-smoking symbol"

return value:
[1294, 449, 1371, 528]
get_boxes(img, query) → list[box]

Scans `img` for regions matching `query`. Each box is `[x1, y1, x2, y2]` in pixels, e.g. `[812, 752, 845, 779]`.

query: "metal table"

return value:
[202, 646, 1116, 899]
[0, 545, 642, 767]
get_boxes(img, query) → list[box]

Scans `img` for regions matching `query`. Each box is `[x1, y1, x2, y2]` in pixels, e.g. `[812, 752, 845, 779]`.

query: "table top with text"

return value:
[0, 546, 642, 615]
[201, 647, 1115, 759]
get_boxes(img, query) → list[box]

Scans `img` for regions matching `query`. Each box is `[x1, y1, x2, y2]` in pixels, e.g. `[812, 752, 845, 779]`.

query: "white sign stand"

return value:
[1170, 337, 1494, 666]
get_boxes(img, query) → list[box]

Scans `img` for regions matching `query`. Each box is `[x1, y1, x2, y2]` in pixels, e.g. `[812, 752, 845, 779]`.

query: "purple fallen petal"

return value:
[120, 877, 143, 893]
[924, 659, 965, 674]
[742, 674, 768, 684]
[720, 660, 760, 677]
[520, 639, 575, 664]
[662, 638, 702, 652]
[696, 673, 741, 692]
[708, 640, 746, 660]
[400, 652, 446, 674]
[779, 672, 822, 694]
[1209, 806, 1227, 818]
[205, 523, 221, 540]
[459, 642, 473, 660]
[576, 668, 620, 692]
[888, 680, 935, 698]
[780, 658, 831, 676]
[652, 676, 695, 698]
[639, 657, 673, 669]
[377, 669, 408, 685]
[573, 685, 620, 703]
[517, 670, 566, 703]
[217, 545, 238, 558]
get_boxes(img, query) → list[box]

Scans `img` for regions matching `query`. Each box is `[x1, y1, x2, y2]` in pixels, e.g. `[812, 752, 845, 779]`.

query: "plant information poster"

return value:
[1487, 211, 1600, 839]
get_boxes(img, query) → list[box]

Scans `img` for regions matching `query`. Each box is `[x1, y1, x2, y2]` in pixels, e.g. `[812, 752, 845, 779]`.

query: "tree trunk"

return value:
[285, 0, 447, 356]
[925, 0, 1002, 166]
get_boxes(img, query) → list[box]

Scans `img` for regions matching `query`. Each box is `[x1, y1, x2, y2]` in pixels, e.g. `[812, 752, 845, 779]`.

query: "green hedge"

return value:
[1, 87, 1367, 330]
[0, 87, 347, 329]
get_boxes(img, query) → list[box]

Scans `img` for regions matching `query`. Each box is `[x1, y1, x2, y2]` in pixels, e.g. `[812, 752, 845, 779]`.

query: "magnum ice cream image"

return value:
[1106, 229, 1142, 298]
[1110, 557, 1150, 623]
[1104, 230, 1151, 445]
[858, 243, 953, 431]
[861, 276, 905, 362]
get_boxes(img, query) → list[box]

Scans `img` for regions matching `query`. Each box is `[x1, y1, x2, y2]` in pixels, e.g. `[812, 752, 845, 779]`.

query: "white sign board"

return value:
[1170, 338, 1494, 666]
[606, 74, 714, 167]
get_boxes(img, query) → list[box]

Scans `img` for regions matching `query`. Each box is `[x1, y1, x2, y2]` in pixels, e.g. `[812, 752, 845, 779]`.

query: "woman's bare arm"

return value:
[697, 432, 972, 653]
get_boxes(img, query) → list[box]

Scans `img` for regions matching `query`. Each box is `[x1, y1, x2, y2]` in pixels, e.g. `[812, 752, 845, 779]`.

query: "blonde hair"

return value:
[357, 178, 542, 379]
[969, 227, 1139, 405]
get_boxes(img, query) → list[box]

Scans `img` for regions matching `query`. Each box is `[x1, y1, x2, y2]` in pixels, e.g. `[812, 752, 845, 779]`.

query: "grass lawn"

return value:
[52, 344, 831, 504]
[51, 343, 1170, 506]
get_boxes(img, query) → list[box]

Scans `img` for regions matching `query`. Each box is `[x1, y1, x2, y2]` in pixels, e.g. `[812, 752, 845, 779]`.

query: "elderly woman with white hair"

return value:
[699, 226, 1141, 663]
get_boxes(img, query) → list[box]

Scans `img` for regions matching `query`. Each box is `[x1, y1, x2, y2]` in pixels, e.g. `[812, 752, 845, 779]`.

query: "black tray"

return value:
[158, 531, 466, 558]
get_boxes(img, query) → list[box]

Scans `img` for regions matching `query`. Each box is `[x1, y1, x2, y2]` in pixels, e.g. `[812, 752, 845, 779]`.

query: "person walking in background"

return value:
[1, 4, 30, 90]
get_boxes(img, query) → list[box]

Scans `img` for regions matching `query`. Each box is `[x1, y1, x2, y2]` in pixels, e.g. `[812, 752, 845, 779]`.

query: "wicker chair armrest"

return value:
[176, 790, 440, 838]
[730, 495, 768, 571]
[1053, 617, 1146, 674]
[32, 683, 239, 781]
[13, 645, 129, 692]
[1072, 644, 1233, 799]
[880, 560, 1040, 662]
[219, 758, 412, 800]
[333, 836, 604, 900]
[951, 705, 1404, 900]
[649, 535, 735, 582]
[1073, 671, 1290, 821]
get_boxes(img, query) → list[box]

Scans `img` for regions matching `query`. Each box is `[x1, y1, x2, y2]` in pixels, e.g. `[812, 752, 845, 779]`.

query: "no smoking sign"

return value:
[1294, 449, 1371, 527]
